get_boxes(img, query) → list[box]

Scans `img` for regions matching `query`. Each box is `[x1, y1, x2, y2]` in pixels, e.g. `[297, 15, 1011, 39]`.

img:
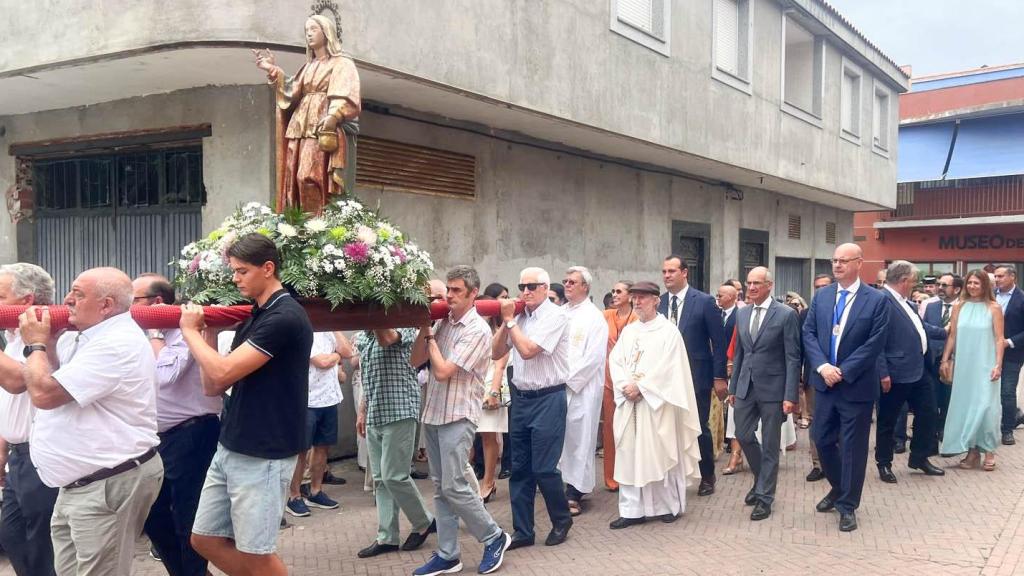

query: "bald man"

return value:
[19, 267, 164, 575]
[803, 244, 889, 532]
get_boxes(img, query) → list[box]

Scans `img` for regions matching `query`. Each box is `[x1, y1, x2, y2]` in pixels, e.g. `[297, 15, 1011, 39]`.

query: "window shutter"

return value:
[714, 0, 740, 74]
[618, 0, 655, 36]
[787, 214, 801, 239]
[356, 136, 476, 198]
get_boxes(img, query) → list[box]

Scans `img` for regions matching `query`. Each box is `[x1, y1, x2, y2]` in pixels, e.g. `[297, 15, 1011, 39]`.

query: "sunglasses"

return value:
[611, 289, 626, 294]
[562, 279, 581, 286]
[936, 283, 951, 288]
[518, 282, 546, 292]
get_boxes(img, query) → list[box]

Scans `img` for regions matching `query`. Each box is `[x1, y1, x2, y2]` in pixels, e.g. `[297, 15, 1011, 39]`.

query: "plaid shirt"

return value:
[354, 328, 420, 427]
[421, 308, 492, 426]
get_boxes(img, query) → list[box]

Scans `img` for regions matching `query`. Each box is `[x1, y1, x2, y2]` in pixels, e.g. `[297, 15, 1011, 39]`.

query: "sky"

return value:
[826, 0, 1024, 77]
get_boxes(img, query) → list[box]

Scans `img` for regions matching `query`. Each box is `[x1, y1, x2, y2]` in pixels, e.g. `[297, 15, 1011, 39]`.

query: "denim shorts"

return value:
[306, 405, 340, 448]
[191, 444, 297, 554]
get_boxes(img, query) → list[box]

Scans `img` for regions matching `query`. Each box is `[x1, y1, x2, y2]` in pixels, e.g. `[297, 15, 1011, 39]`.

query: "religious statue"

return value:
[254, 13, 361, 214]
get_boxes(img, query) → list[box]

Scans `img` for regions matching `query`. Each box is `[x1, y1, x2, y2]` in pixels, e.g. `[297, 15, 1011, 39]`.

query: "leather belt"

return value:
[510, 383, 566, 399]
[159, 413, 217, 439]
[64, 447, 158, 489]
[8, 442, 29, 456]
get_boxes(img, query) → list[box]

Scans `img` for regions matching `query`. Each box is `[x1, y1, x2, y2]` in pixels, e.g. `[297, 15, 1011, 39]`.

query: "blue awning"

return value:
[945, 114, 1024, 180]
[897, 123, 955, 183]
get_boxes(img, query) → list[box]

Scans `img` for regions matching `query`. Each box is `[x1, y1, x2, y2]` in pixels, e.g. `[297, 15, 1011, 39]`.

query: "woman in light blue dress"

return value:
[940, 270, 1005, 471]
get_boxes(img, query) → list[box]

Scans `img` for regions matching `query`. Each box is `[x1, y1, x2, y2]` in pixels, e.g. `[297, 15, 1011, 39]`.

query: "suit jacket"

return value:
[729, 299, 802, 403]
[922, 299, 951, 362]
[876, 290, 946, 384]
[1003, 287, 1024, 364]
[658, 287, 728, 390]
[802, 282, 890, 403]
[723, 307, 737, 345]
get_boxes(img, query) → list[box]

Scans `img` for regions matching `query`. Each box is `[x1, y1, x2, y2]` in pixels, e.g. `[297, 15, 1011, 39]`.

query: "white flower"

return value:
[333, 259, 346, 270]
[260, 206, 272, 215]
[323, 243, 337, 255]
[305, 218, 328, 233]
[277, 223, 298, 237]
[356, 225, 378, 245]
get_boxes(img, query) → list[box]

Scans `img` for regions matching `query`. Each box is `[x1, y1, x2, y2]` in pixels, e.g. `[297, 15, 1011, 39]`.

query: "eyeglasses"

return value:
[518, 282, 546, 292]
[562, 279, 582, 287]
[936, 283, 951, 288]
[831, 257, 862, 265]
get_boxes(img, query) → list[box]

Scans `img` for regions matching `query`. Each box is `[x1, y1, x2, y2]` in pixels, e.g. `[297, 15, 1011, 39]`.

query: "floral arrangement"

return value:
[173, 199, 434, 308]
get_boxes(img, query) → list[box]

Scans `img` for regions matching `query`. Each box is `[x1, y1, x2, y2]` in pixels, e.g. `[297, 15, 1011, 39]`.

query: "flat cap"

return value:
[628, 281, 661, 296]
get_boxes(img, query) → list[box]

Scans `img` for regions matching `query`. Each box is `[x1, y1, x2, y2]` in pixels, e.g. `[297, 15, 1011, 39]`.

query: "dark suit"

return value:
[723, 307, 737, 344]
[659, 287, 728, 481]
[729, 300, 802, 505]
[803, 282, 889, 514]
[874, 290, 947, 468]
[923, 299, 953, 430]
[999, 288, 1024, 432]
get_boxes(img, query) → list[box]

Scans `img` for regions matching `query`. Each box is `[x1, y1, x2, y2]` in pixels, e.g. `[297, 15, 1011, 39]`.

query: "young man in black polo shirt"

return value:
[180, 233, 313, 576]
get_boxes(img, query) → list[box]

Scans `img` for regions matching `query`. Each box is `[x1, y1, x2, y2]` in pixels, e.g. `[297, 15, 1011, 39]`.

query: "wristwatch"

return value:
[488, 390, 500, 398]
[146, 329, 166, 341]
[505, 320, 517, 330]
[23, 343, 47, 357]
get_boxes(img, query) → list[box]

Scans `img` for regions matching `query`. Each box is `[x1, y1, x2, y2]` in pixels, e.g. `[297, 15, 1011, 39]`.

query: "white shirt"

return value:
[507, 299, 569, 391]
[154, 328, 222, 433]
[747, 298, 772, 337]
[885, 285, 928, 355]
[722, 305, 736, 326]
[30, 312, 160, 488]
[666, 285, 689, 325]
[308, 332, 344, 408]
[917, 295, 940, 318]
[0, 330, 34, 444]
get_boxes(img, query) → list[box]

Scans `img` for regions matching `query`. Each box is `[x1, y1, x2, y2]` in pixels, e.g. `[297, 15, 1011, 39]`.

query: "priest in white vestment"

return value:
[608, 281, 702, 528]
[558, 266, 609, 516]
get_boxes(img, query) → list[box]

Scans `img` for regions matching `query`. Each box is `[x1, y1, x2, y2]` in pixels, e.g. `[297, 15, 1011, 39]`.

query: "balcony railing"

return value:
[883, 176, 1024, 221]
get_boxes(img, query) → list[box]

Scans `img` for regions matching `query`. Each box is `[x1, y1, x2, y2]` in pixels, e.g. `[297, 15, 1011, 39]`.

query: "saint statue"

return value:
[254, 14, 361, 214]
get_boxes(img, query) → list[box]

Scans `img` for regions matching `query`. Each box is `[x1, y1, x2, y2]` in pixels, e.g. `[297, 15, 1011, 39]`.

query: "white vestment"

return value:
[609, 314, 702, 518]
[559, 299, 609, 494]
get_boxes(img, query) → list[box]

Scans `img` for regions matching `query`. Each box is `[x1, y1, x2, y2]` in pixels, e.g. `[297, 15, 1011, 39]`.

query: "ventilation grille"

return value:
[825, 221, 837, 244]
[787, 214, 801, 239]
[356, 136, 475, 198]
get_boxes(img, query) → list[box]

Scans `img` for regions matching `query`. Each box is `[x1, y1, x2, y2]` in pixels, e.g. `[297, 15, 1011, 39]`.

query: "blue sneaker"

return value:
[306, 490, 340, 510]
[413, 552, 463, 575]
[285, 497, 310, 517]
[478, 533, 511, 574]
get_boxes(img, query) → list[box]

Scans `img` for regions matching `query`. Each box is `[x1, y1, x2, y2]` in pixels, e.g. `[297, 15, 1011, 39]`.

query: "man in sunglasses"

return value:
[922, 273, 961, 438]
[492, 267, 573, 550]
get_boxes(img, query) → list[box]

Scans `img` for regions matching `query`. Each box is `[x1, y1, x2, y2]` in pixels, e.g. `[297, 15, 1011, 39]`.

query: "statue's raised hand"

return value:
[252, 48, 281, 82]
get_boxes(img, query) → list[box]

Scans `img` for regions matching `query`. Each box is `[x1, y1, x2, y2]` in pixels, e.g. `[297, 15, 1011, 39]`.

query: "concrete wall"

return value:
[0, 85, 273, 263]
[2, 0, 903, 208]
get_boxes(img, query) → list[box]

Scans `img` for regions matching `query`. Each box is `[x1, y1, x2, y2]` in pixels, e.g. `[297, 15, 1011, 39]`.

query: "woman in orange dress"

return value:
[601, 280, 637, 491]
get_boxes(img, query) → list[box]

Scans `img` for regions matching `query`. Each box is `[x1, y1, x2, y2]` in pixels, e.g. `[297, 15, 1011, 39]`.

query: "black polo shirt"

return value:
[219, 289, 313, 459]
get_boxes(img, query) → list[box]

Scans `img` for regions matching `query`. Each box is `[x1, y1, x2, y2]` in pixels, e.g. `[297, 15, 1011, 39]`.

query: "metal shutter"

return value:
[775, 257, 809, 302]
[356, 136, 476, 198]
[618, 0, 664, 38]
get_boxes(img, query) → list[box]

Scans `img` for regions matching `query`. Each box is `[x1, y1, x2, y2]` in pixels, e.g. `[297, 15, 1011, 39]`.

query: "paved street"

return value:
[3, 425, 1023, 575]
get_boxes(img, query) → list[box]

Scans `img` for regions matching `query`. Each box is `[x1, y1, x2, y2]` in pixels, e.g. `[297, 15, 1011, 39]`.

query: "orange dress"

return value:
[601, 307, 637, 490]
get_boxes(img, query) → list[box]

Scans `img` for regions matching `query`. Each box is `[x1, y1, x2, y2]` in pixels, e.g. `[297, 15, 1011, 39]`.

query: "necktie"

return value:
[941, 303, 951, 327]
[721, 309, 727, 326]
[751, 307, 763, 340]
[830, 289, 850, 365]
[670, 296, 679, 325]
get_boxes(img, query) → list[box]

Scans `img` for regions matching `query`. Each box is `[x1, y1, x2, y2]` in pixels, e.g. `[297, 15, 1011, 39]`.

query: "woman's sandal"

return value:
[959, 450, 980, 469]
[568, 500, 582, 517]
[983, 456, 996, 471]
[723, 460, 745, 475]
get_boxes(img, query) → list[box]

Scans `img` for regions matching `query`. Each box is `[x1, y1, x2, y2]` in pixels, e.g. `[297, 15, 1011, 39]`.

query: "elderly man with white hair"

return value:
[493, 266, 573, 550]
[558, 266, 608, 517]
[19, 267, 163, 575]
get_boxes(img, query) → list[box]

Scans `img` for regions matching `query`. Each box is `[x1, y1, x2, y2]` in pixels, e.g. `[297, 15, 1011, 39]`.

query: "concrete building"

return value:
[1, 0, 908, 301]
[855, 62, 1024, 280]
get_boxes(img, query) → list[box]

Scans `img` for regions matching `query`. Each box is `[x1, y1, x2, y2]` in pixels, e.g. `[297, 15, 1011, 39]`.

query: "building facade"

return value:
[855, 62, 1024, 280]
[1, 0, 907, 301]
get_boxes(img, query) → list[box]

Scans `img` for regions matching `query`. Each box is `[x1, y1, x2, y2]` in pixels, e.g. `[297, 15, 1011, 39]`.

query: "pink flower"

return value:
[188, 254, 200, 274]
[389, 246, 407, 263]
[343, 241, 370, 263]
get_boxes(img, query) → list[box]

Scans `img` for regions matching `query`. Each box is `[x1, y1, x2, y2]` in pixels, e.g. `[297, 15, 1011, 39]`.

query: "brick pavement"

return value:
[2, 425, 1023, 575]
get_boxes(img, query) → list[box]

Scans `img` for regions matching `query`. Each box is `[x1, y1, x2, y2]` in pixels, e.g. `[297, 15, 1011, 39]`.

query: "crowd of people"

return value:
[0, 233, 1021, 576]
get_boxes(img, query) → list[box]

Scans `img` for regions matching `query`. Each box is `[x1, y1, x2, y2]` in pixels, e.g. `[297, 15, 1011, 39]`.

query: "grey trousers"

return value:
[734, 390, 785, 506]
[424, 419, 503, 561]
[51, 453, 164, 576]
[366, 418, 433, 545]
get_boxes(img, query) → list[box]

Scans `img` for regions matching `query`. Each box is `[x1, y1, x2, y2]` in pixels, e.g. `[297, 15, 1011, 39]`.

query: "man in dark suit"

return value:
[717, 283, 739, 343]
[659, 256, 728, 496]
[994, 266, 1024, 445]
[728, 267, 801, 521]
[922, 273, 961, 436]
[803, 243, 889, 533]
[874, 261, 947, 483]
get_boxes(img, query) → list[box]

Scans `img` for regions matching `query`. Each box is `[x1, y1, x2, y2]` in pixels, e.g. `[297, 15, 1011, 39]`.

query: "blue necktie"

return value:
[830, 289, 850, 365]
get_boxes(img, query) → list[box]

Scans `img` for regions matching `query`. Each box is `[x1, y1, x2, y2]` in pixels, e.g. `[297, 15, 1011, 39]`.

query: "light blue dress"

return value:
[940, 302, 1001, 455]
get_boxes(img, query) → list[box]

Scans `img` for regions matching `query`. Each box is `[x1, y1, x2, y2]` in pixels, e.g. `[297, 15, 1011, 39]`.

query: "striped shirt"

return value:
[421, 308, 492, 426]
[507, 299, 569, 391]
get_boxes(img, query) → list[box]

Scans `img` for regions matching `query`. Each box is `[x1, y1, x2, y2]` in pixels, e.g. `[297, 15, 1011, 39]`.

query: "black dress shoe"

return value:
[908, 459, 945, 476]
[697, 479, 715, 497]
[498, 469, 512, 480]
[410, 469, 430, 480]
[877, 464, 898, 484]
[816, 494, 836, 513]
[1002, 432, 1016, 445]
[609, 516, 646, 530]
[839, 511, 858, 532]
[660, 513, 679, 523]
[545, 521, 572, 546]
[507, 537, 534, 550]
[357, 542, 400, 558]
[893, 441, 907, 454]
[322, 471, 347, 485]
[744, 488, 757, 506]
[806, 467, 825, 482]
[750, 502, 771, 521]
[401, 519, 436, 551]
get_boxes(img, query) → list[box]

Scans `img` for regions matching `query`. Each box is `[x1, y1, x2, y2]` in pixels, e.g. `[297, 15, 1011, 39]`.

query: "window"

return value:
[873, 81, 892, 155]
[840, 58, 862, 143]
[712, 0, 753, 93]
[781, 15, 824, 126]
[610, 0, 670, 56]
